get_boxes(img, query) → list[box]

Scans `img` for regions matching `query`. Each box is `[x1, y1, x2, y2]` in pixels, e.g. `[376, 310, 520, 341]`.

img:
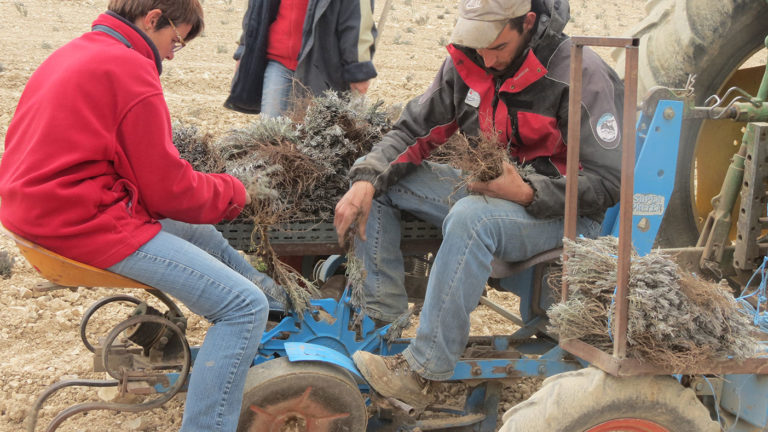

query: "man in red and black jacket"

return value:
[335, 0, 623, 409]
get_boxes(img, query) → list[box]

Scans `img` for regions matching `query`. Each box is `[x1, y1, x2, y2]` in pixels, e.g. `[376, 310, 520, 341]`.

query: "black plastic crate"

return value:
[216, 217, 442, 254]
[216, 221, 337, 252]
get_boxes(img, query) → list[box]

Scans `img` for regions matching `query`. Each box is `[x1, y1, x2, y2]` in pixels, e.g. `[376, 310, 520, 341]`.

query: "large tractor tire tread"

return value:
[498, 367, 720, 432]
[613, 0, 768, 247]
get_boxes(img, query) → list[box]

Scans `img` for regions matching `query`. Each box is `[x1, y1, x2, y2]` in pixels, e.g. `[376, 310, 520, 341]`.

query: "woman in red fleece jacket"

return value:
[0, 0, 284, 430]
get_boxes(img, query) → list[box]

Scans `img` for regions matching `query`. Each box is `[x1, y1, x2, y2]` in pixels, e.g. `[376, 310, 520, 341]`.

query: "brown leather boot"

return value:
[352, 351, 435, 410]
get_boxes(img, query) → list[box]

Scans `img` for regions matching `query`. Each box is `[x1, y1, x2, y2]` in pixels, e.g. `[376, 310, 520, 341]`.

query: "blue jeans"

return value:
[108, 220, 285, 431]
[260, 60, 294, 118]
[356, 162, 601, 380]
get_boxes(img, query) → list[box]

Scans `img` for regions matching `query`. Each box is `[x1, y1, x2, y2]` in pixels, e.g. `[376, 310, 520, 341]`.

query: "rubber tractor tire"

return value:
[613, 0, 768, 248]
[236, 357, 367, 432]
[498, 367, 720, 432]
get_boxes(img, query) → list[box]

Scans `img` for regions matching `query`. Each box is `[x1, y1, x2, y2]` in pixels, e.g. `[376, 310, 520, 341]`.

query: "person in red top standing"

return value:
[0, 0, 285, 430]
[224, 0, 378, 116]
[257, 0, 313, 116]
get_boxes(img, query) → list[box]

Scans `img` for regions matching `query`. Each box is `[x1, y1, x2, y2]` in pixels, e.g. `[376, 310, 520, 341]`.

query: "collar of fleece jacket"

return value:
[92, 10, 164, 76]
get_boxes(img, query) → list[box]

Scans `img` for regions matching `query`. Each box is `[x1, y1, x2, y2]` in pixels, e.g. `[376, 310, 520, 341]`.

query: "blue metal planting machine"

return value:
[17, 28, 768, 432]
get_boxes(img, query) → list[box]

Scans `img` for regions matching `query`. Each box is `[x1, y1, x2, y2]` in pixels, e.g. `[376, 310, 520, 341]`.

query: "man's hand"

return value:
[468, 161, 534, 205]
[349, 80, 371, 95]
[334, 181, 375, 246]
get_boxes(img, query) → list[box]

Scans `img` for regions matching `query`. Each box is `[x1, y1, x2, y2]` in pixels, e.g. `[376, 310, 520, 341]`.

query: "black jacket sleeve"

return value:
[335, 0, 377, 83]
[224, 0, 281, 114]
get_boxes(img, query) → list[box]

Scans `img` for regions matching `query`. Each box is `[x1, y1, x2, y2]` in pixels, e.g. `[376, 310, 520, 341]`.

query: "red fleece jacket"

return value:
[0, 13, 247, 268]
[266, 0, 310, 71]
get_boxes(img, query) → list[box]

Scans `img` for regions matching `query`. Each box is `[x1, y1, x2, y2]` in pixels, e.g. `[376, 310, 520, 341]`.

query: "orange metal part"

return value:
[3, 227, 153, 290]
[586, 418, 669, 432]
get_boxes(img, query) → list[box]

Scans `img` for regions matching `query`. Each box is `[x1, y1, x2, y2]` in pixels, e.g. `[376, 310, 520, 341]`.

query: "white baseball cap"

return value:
[450, 0, 531, 49]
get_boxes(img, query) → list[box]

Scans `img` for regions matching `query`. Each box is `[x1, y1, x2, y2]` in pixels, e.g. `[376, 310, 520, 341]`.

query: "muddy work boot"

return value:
[353, 351, 435, 410]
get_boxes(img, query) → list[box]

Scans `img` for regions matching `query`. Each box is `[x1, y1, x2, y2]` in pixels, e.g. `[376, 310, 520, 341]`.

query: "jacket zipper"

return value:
[491, 79, 502, 132]
[510, 111, 524, 150]
[493, 79, 521, 152]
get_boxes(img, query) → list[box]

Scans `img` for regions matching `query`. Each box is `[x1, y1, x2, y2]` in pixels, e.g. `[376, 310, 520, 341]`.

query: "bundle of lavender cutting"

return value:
[175, 92, 396, 222]
[548, 236, 760, 369]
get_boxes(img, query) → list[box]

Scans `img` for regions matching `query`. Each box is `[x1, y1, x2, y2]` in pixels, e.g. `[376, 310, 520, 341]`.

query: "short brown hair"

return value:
[506, 15, 526, 33]
[108, 0, 204, 40]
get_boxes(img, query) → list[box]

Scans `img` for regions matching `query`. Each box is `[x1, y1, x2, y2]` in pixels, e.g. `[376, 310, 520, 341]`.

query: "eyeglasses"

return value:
[167, 18, 186, 52]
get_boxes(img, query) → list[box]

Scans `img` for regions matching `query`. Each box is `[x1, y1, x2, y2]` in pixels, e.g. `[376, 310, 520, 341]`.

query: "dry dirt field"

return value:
[0, 0, 645, 430]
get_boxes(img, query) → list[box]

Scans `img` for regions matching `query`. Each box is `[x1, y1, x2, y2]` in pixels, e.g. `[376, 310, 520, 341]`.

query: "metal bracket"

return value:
[734, 122, 768, 270]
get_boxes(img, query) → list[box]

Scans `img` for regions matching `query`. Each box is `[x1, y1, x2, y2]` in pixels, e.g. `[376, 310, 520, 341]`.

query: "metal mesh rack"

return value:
[216, 217, 442, 256]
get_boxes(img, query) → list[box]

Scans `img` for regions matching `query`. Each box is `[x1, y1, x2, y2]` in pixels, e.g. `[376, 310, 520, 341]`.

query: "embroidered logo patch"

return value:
[596, 113, 619, 147]
[464, 88, 481, 108]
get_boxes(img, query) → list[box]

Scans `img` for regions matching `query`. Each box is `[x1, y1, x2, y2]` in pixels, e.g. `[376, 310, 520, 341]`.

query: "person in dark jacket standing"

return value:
[334, 0, 624, 409]
[0, 0, 286, 430]
[224, 0, 378, 116]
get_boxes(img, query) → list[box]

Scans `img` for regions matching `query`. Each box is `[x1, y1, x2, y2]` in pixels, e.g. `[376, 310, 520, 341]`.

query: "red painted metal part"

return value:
[586, 418, 669, 432]
[245, 386, 351, 432]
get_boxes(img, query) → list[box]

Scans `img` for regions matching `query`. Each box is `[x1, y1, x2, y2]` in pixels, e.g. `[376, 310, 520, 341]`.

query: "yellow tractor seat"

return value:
[3, 227, 153, 290]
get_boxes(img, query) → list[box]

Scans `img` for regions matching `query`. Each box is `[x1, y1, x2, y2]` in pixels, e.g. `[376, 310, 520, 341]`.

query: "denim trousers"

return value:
[260, 60, 294, 118]
[356, 162, 601, 380]
[108, 220, 284, 431]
